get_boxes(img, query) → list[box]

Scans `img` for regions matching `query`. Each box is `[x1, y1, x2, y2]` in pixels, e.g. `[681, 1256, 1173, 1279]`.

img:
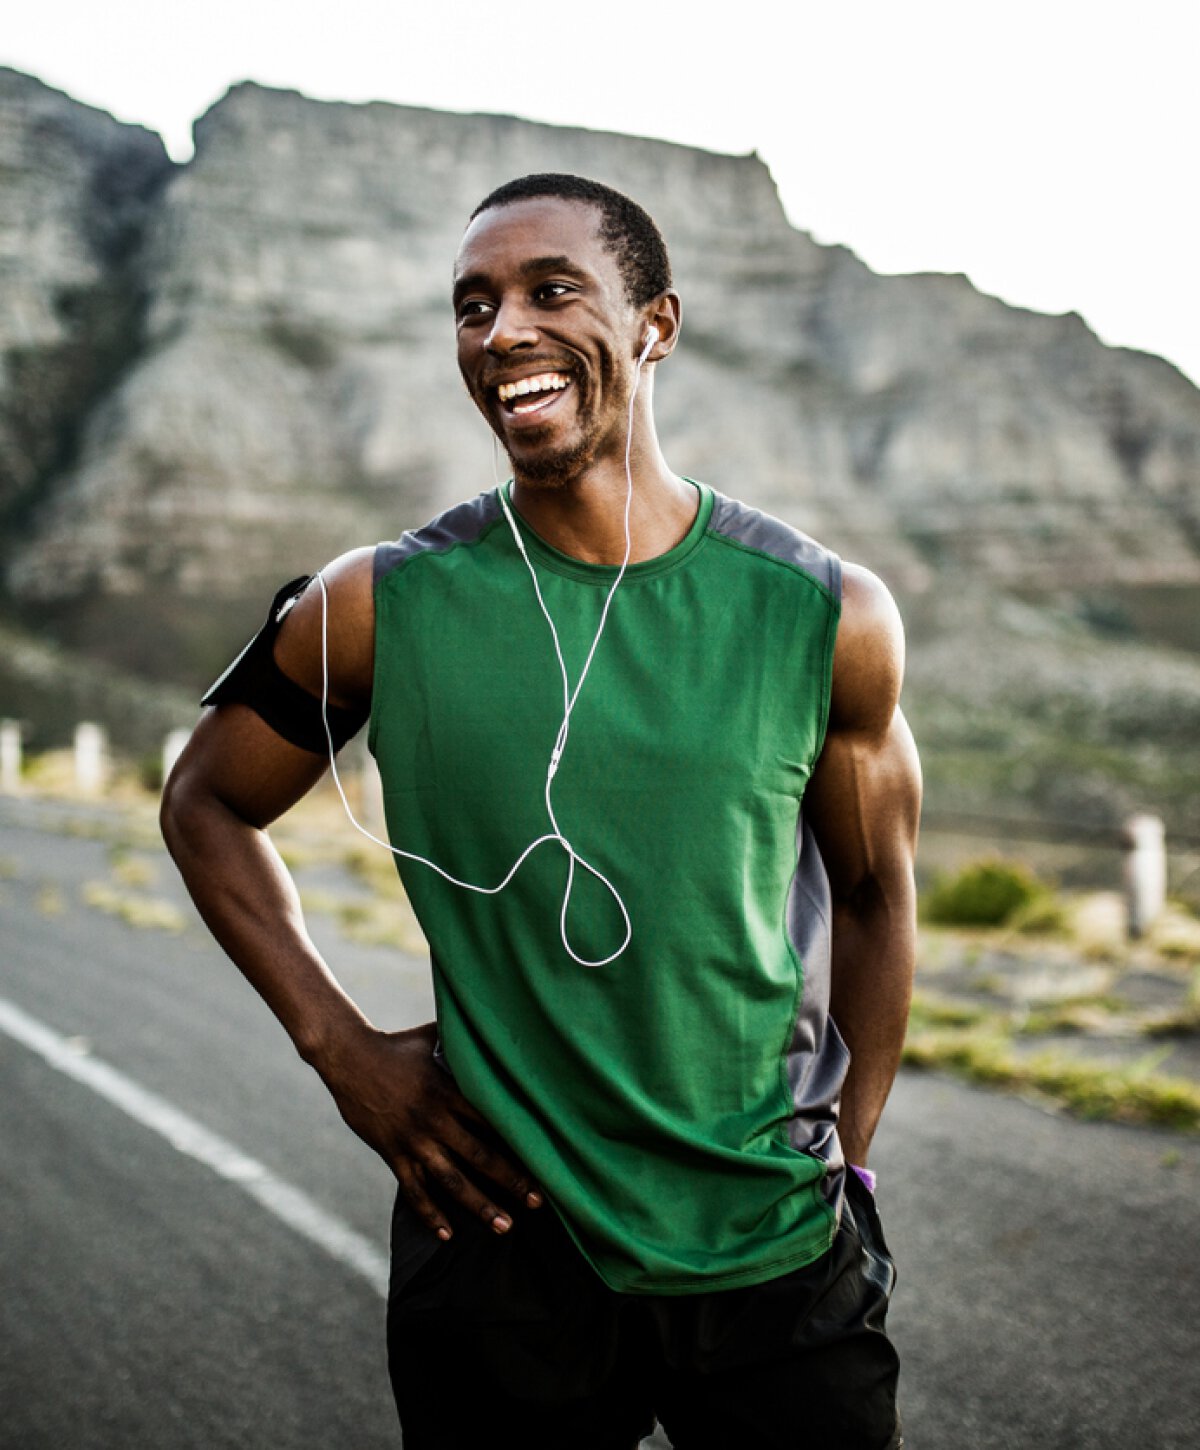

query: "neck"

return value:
[509, 425, 696, 567]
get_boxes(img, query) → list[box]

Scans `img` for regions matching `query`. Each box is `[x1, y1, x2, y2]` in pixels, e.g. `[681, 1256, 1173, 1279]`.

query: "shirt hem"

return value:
[572, 1210, 839, 1298]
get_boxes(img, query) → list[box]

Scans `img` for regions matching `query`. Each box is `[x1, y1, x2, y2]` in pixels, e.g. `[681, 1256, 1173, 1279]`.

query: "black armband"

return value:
[201, 575, 367, 755]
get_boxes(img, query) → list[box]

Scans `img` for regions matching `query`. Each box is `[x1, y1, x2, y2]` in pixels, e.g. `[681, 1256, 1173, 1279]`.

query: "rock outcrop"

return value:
[0, 69, 171, 525]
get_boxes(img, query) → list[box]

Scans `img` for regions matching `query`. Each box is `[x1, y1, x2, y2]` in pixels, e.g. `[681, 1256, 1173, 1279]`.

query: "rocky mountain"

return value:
[0, 72, 169, 545]
[1, 67, 1197, 836]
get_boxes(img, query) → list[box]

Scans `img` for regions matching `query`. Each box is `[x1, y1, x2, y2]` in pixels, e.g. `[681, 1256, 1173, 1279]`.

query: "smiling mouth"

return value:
[495, 371, 571, 416]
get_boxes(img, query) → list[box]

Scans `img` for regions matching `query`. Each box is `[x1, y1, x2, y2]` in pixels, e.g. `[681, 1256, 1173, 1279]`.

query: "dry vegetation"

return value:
[911, 860, 1200, 1130]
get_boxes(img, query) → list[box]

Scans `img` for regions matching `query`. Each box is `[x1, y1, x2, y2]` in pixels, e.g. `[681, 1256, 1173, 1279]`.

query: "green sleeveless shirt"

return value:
[370, 481, 847, 1294]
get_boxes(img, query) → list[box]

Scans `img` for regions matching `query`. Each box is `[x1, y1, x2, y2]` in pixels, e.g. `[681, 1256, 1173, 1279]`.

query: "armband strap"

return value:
[201, 575, 366, 755]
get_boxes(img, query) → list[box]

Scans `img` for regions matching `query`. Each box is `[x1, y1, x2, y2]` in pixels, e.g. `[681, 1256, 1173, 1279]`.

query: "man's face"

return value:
[453, 197, 642, 487]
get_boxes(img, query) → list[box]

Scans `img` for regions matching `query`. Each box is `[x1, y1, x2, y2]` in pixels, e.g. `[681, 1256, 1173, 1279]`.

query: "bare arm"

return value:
[160, 548, 539, 1237]
[805, 563, 922, 1170]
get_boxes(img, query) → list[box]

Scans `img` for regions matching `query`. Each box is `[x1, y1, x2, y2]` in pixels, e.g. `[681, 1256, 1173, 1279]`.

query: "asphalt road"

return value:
[1, 795, 1197, 1449]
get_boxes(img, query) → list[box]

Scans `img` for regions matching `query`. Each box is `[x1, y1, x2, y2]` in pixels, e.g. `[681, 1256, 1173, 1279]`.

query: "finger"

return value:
[460, 1133, 545, 1207]
[423, 1074, 544, 1207]
[394, 1159, 454, 1241]
[418, 1147, 513, 1233]
[436, 1117, 544, 1207]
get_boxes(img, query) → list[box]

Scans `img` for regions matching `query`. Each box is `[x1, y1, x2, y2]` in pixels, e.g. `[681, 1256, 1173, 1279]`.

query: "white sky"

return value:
[4, 0, 1198, 384]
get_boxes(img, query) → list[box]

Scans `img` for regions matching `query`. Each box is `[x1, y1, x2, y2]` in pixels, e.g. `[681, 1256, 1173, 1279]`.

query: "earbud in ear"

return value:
[644, 326, 659, 348]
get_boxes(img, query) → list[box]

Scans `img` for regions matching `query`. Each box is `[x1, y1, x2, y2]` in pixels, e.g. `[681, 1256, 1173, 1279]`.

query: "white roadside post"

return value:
[1122, 813, 1166, 940]
[0, 720, 21, 793]
[162, 729, 192, 789]
[74, 722, 109, 797]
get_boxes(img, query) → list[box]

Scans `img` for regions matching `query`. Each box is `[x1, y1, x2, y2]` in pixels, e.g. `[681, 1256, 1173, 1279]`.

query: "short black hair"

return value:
[469, 174, 672, 309]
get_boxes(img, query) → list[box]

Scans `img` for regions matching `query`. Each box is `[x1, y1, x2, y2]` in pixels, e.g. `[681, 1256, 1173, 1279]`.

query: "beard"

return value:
[498, 366, 630, 491]
[505, 424, 600, 489]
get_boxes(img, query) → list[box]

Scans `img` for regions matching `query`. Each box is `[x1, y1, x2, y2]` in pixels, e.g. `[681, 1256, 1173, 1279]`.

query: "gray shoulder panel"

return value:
[708, 490, 842, 601]
[374, 490, 502, 584]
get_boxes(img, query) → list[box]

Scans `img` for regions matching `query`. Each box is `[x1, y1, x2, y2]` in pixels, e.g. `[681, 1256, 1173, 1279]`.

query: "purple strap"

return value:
[850, 1164, 877, 1194]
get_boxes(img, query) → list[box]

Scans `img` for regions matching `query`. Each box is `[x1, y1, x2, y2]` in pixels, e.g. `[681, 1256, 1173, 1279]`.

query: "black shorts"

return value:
[386, 1172, 902, 1450]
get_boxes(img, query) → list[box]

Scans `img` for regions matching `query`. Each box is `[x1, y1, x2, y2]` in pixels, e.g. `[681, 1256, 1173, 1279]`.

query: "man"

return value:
[162, 173, 921, 1449]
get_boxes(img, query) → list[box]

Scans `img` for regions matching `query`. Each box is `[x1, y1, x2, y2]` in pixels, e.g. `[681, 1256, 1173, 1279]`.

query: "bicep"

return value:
[166, 704, 331, 831]
[805, 709, 921, 903]
[805, 563, 921, 899]
[273, 547, 376, 708]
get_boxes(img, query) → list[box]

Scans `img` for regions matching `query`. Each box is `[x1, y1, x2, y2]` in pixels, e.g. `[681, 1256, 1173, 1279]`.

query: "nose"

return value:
[485, 297, 539, 356]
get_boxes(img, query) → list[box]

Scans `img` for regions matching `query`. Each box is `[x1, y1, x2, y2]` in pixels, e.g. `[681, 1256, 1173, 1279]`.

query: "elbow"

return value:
[831, 860, 917, 929]
[158, 766, 184, 859]
[831, 870, 889, 926]
[159, 758, 203, 862]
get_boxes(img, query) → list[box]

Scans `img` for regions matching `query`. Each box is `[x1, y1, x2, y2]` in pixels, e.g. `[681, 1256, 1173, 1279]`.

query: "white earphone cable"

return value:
[316, 331, 655, 966]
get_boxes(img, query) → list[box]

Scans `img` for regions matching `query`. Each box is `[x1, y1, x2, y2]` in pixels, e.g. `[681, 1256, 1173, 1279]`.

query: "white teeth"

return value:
[497, 373, 569, 403]
[512, 393, 557, 415]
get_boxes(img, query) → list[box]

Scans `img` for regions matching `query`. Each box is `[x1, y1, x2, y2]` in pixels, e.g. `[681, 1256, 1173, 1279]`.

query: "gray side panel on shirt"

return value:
[708, 488, 848, 1208]
[784, 819, 849, 1212]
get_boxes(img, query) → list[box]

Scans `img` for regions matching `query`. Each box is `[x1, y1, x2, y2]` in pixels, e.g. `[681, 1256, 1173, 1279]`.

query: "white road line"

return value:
[0, 994, 390, 1299]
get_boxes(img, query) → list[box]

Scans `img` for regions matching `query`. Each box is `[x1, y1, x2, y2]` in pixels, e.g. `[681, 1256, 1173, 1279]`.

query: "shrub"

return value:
[923, 858, 1055, 929]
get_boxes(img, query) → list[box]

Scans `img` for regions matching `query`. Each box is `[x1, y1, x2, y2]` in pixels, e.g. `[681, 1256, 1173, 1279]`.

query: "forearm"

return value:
[828, 868, 917, 1168]
[161, 783, 370, 1072]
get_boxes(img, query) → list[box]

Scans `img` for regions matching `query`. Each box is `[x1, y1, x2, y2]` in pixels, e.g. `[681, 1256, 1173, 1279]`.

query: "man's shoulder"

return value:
[375, 489, 503, 584]
[837, 563, 905, 657]
[704, 486, 841, 603]
[826, 562, 906, 735]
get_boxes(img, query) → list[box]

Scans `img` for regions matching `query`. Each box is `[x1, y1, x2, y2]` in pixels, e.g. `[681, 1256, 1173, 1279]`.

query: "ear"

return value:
[638, 291, 682, 362]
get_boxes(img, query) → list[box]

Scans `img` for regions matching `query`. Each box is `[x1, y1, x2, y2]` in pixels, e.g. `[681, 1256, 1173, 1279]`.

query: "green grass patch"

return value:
[107, 847, 158, 889]
[904, 1022, 1200, 1131]
[82, 881, 186, 933]
[299, 886, 426, 954]
[922, 859, 1061, 931]
[907, 994, 995, 1031]
[1020, 995, 1130, 1035]
[342, 843, 403, 894]
[1144, 968, 1200, 1036]
[56, 812, 164, 852]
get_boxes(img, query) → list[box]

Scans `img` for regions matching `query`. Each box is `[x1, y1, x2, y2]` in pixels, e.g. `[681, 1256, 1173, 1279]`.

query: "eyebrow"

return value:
[452, 255, 590, 304]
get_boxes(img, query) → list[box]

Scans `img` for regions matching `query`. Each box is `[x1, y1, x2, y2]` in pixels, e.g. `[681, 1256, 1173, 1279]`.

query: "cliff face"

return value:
[0, 69, 171, 522]
[0, 70, 1197, 828]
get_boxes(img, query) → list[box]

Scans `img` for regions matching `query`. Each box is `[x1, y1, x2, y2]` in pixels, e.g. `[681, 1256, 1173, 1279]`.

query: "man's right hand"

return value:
[313, 1019, 543, 1240]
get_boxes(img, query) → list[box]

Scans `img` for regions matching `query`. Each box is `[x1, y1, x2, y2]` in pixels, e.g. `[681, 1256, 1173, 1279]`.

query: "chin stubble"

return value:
[488, 349, 631, 490]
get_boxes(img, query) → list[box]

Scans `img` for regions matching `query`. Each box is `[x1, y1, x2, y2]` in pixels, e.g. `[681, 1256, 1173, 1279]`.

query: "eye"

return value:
[534, 282, 575, 303]
[456, 298, 494, 322]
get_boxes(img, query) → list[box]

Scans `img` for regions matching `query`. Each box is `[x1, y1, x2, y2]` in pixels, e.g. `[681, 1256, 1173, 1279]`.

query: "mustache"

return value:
[477, 359, 577, 391]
